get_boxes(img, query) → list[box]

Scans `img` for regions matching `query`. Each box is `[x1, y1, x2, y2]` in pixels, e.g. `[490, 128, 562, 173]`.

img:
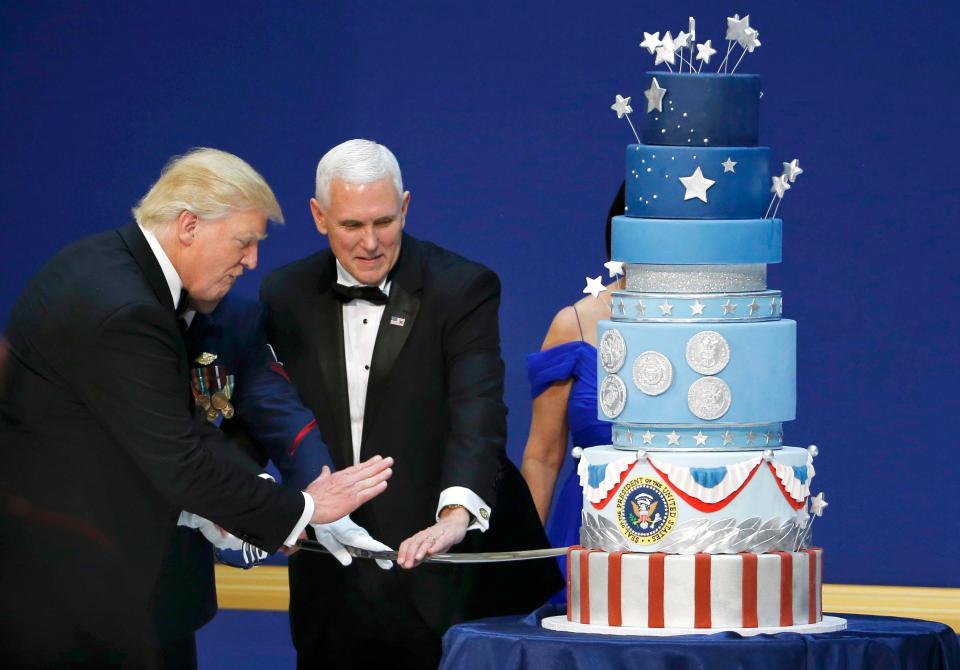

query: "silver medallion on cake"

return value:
[687, 376, 732, 420]
[599, 329, 627, 373]
[599, 374, 627, 418]
[632, 350, 673, 396]
[685, 330, 730, 375]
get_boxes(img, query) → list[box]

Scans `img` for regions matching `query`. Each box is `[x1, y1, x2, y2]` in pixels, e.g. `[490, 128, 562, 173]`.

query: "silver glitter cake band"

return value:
[610, 290, 782, 322]
[625, 264, 767, 293]
[611, 423, 784, 451]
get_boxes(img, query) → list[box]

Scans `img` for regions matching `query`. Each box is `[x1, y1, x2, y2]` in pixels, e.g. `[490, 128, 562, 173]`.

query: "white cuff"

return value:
[436, 486, 491, 532]
[283, 492, 314, 547]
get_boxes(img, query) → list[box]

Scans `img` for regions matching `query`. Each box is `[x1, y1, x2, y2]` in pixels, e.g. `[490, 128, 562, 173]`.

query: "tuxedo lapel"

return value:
[361, 237, 423, 456]
[311, 259, 354, 468]
[117, 223, 176, 313]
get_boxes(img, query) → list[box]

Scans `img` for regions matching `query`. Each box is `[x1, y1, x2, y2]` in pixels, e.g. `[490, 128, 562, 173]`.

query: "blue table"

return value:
[441, 605, 960, 670]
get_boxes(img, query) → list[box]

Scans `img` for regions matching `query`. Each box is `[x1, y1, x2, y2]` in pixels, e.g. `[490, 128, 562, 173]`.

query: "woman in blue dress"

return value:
[520, 184, 624, 593]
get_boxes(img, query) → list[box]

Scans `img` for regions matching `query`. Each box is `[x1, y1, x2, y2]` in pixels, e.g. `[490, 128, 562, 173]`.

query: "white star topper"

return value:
[604, 260, 624, 278]
[644, 77, 667, 113]
[610, 94, 632, 119]
[639, 31, 661, 54]
[810, 492, 829, 517]
[783, 158, 804, 183]
[583, 275, 607, 299]
[679, 166, 716, 202]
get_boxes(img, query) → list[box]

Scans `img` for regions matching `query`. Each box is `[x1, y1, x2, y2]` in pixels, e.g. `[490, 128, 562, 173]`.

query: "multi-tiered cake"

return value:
[544, 19, 843, 636]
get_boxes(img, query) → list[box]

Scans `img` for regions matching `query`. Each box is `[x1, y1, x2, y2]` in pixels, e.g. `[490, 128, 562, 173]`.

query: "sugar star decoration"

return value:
[674, 30, 690, 50]
[635, 300, 646, 315]
[771, 175, 791, 198]
[611, 94, 633, 119]
[642, 430, 655, 444]
[679, 166, 716, 202]
[644, 77, 667, 113]
[690, 299, 705, 315]
[655, 32, 676, 65]
[723, 299, 737, 314]
[667, 431, 681, 446]
[583, 275, 606, 299]
[722, 430, 734, 445]
[722, 157, 737, 173]
[748, 298, 759, 315]
[640, 31, 662, 54]
[696, 39, 717, 64]
[658, 300, 673, 315]
[809, 492, 829, 516]
[604, 260, 625, 277]
[726, 14, 751, 44]
[742, 27, 761, 52]
[783, 158, 804, 182]
[694, 431, 709, 446]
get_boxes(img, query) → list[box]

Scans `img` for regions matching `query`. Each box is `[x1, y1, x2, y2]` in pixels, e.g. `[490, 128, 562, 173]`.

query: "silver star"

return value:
[809, 492, 829, 517]
[626, 430, 634, 445]
[696, 39, 716, 64]
[583, 275, 606, 299]
[794, 502, 810, 529]
[771, 175, 790, 198]
[640, 31, 662, 54]
[658, 300, 673, 316]
[742, 27, 761, 52]
[694, 431, 709, 446]
[783, 158, 803, 183]
[778, 297, 783, 314]
[611, 94, 633, 119]
[667, 431, 681, 446]
[674, 31, 690, 50]
[746, 431, 756, 444]
[690, 299, 705, 315]
[654, 32, 676, 65]
[679, 166, 715, 202]
[748, 298, 759, 315]
[722, 157, 737, 173]
[722, 430, 734, 445]
[636, 300, 646, 316]
[642, 430, 655, 445]
[726, 15, 751, 44]
[604, 260, 625, 277]
[764, 431, 772, 445]
[722, 299, 737, 315]
[644, 77, 667, 113]
[617, 298, 625, 315]
[769, 297, 777, 315]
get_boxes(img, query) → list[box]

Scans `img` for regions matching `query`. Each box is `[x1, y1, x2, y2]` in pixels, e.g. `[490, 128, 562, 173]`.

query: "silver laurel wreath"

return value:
[580, 511, 808, 554]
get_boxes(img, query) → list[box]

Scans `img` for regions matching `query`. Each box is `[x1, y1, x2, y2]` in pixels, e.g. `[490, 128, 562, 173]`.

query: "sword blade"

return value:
[297, 540, 569, 564]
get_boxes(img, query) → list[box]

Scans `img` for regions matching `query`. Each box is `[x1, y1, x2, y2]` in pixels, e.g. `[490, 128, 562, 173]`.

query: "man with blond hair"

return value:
[0, 148, 393, 668]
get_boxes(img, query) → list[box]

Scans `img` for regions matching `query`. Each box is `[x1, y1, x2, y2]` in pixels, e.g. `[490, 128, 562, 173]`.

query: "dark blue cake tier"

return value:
[641, 72, 760, 147]
[625, 145, 770, 219]
[612, 216, 782, 264]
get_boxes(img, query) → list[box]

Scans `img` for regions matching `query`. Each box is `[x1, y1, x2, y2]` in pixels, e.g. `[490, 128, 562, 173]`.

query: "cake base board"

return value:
[541, 615, 847, 637]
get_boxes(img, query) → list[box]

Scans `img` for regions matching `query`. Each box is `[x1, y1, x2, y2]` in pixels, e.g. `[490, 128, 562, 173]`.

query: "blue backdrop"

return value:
[2, 1, 957, 588]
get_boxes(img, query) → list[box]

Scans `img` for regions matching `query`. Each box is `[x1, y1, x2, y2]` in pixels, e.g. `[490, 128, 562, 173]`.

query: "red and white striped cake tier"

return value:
[566, 547, 823, 629]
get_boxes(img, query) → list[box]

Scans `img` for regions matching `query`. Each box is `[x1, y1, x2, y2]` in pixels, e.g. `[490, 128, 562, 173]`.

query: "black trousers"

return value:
[157, 633, 197, 670]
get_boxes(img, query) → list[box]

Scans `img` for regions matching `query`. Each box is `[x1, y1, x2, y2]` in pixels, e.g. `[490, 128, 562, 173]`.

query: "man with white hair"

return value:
[262, 139, 560, 668]
[0, 148, 393, 668]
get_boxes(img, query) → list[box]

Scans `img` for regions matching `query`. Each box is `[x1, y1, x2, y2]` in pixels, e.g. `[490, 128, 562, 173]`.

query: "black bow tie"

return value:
[175, 289, 190, 317]
[331, 283, 389, 305]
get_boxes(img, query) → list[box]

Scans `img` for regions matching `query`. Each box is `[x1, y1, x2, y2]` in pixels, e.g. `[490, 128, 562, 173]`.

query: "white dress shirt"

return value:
[138, 224, 313, 546]
[335, 260, 491, 531]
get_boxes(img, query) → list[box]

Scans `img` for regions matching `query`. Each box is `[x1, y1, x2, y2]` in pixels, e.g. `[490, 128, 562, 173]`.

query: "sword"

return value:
[297, 540, 569, 564]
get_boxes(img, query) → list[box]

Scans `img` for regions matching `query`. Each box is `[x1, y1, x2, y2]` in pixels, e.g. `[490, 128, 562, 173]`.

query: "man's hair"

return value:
[132, 147, 284, 230]
[314, 139, 404, 209]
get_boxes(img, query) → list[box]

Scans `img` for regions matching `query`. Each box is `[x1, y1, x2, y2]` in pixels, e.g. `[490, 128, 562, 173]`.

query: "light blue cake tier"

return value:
[596, 319, 796, 424]
[610, 290, 782, 323]
[612, 423, 784, 451]
[625, 145, 770, 220]
[641, 72, 761, 147]
[612, 216, 782, 265]
[578, 445, 814, 553]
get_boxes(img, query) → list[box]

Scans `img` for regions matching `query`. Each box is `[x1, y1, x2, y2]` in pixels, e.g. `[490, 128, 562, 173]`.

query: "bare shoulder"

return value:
[540, 305, 583, 350]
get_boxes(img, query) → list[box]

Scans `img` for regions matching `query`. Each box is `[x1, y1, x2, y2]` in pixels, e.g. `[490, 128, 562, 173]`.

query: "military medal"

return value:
[195, 352, 218, 366]
[190, 357, 236, 421]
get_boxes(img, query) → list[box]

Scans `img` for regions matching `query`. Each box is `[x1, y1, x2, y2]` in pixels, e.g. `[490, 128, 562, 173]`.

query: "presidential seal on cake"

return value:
[542, 14, 846, 636]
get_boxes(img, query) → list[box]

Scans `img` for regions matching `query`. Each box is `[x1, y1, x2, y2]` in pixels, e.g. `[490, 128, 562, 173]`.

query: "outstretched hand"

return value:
[305, 455, 393, 525]
[397, 507, 470, 569]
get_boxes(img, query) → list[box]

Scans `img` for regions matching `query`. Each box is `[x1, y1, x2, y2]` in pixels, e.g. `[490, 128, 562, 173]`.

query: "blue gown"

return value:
[527, 340, 611, 598]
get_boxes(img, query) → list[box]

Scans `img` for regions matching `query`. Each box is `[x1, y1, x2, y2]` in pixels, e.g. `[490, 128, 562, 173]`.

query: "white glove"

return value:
[178, 511, 268, 567]
[312, 515, 394, 570]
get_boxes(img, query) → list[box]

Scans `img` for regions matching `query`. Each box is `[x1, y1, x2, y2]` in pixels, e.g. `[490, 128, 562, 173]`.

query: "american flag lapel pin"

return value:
[389, 314, 406, 327]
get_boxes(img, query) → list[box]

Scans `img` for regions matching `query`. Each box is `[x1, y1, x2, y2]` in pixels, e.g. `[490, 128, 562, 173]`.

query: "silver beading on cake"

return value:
[610, 290, 782, 322]
[612, 423, 784, 450]
[625, 264, 767, 293]
[580, 511, 808, 554]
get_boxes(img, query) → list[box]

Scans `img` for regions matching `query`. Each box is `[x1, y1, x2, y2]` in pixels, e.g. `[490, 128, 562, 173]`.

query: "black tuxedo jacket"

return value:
[262, 234, 560, 646]
[0, 224, 304, 666]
